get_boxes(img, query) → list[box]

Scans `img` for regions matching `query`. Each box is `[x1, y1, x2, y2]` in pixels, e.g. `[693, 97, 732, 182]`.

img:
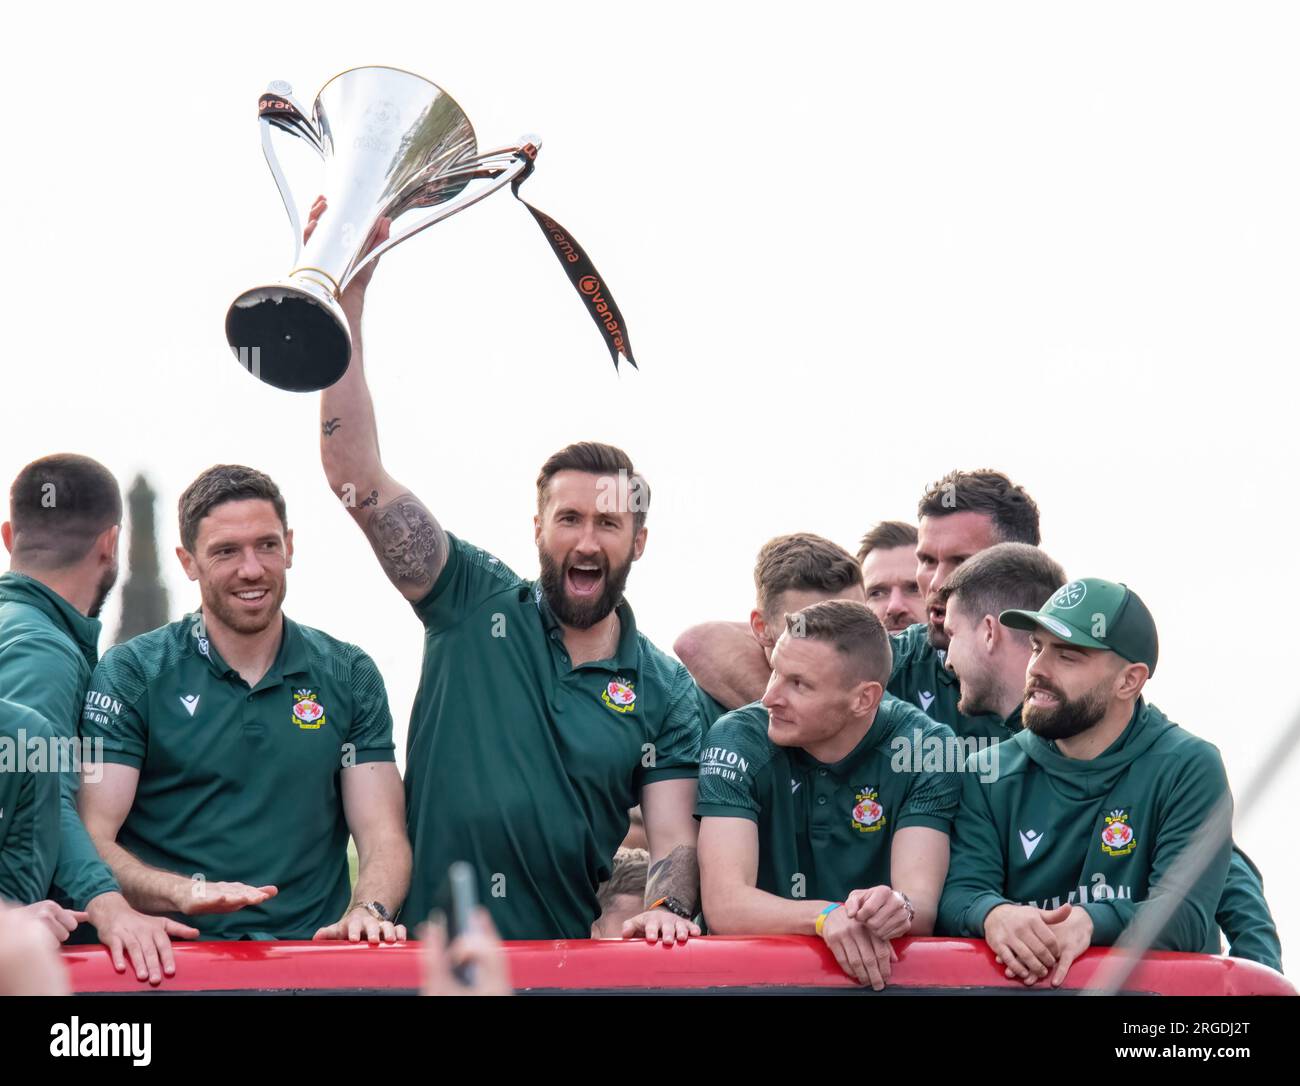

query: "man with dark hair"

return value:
[940, 543, 1067, 725]
[938, 579, 1238, 986]
[681, 534, 867, 728]
[886, 469, 1041, 740]
[0, 453, 197, 983]
[313, 212, 703, 943]
[941, 555, 1283, 974]
[675, 469, 1040, 740]
[856, 521, 926, 634]
[79, 464, 411, 944]
[698, 599, 958, 989]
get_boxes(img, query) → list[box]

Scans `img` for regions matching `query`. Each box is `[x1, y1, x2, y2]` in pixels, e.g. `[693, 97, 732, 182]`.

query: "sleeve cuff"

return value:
[411, 533, 461, 622]
[96, 748, 144, 769]
[895, 813, 953, 834]
[348, 748, 397, 766]
[694, 804, 758, 823]
[1080, 901, 1125, 945]
[640, 766, 698, 786]
[970, 893, 1014, 937]
[76, 876, 123, 912]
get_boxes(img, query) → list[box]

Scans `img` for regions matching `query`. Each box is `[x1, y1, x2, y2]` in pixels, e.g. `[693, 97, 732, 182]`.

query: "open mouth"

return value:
[1026, 686, 1061, 708]
[565, 563, 604, 597]
[233, 588, 271, 606]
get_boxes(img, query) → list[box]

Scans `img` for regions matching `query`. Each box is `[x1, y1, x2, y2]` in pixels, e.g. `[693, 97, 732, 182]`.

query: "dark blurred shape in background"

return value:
[114, 474, 170, 644]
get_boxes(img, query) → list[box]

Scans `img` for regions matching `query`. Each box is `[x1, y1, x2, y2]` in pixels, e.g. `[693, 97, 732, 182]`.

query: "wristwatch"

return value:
[895, 890, 915, 925]
[355, 900, 392, 922]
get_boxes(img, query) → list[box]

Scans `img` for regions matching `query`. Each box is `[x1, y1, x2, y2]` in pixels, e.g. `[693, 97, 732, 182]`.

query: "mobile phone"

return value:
[446, 861, 478, 986]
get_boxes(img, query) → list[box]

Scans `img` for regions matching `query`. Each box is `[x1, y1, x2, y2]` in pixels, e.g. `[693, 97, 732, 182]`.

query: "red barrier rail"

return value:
[62, 936, 1295, 995]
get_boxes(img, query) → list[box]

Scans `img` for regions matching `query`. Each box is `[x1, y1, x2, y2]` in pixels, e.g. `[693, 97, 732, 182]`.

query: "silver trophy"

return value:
[226, 66, 538, 392]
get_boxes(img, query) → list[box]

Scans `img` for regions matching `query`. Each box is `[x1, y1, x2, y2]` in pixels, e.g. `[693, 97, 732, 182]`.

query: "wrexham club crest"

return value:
[1100, 808, 1137, 856]
[851, 787, 886, 833]
[601, 677, 637, 714]
[292, 689, 325, 730]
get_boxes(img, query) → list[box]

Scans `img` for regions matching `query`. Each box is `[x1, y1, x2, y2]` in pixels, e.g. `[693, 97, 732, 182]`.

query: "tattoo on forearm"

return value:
[359, 490, 379, 508]
[366, 493, 445, 586]
[322, 417, 342, 437]
[645, 845, 700, 914]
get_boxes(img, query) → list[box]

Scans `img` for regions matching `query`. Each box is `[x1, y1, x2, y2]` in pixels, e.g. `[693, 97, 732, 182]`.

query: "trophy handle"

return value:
[257, 82, 326, 265]
[343, 139, 541, 288]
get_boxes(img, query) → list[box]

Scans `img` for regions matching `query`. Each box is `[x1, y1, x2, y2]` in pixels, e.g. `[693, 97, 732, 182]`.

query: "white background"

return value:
[2, 1, 1295, 974]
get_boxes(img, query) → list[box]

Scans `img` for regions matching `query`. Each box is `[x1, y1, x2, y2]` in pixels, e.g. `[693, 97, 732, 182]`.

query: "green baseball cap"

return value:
[1000, 577, 1159, 676]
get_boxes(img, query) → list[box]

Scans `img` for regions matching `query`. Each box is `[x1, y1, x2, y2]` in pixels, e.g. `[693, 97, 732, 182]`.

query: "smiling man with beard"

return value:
[78, 465, 409, 945]
[937, 578, 1235, 986]
[316, 223, 704, 942]
[940, 551, 1282, 974]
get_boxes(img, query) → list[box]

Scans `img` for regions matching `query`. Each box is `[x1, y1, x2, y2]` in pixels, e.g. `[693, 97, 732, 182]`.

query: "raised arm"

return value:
[673, 621, 771, 710]
[314, 206, 448, 602]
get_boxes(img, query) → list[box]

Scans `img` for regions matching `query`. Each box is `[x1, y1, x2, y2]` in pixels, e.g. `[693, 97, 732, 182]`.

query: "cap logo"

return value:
[1039, 615, 1074, 639]
[1052, 581, 1087, 609]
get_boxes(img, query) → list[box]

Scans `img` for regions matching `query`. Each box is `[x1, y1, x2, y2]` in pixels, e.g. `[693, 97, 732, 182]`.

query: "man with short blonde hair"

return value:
[698, 600, 957, 989]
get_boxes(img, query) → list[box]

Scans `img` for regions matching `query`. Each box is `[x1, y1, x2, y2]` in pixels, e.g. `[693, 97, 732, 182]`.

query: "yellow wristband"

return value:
[815, 903, 843, 936]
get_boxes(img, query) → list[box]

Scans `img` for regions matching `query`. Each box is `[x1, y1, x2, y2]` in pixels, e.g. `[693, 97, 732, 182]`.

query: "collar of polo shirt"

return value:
[532, 588, 642, 675]
[186, 611, 311, 687]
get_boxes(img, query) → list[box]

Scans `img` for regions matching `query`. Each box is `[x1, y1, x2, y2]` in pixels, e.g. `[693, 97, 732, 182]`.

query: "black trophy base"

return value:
[225, 286, 351, 392]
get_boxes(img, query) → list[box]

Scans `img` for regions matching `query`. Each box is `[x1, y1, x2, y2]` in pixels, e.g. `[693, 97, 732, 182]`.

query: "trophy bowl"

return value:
[226, 66, 536, 392]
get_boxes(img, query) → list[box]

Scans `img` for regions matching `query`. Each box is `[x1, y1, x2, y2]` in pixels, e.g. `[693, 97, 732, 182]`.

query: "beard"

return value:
[201, 577, 287, 635]
[88, 561, 120, 620]
[538, 542, 635, 630]
[956, 666, 1001, 718]
[1022, 677, 1109, 741]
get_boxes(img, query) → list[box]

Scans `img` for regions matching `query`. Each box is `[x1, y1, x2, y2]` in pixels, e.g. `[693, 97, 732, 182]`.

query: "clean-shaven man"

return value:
[80, 465, 410, 941]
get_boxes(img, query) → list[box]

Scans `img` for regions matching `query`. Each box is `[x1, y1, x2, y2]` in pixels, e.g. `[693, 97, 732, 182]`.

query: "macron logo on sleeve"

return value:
[918, 691, 935, 711]
[179, 694, 200, 717]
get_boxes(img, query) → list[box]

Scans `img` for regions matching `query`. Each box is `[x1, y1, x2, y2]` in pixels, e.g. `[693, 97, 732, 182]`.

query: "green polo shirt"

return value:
[0, 699, 60, 904]
[695, 696, 960, 906]
[695, 687, 730, 735]
[888, 623, 1012, 741]
[80, 613, 395, 939]
[0, 572, 120, 910]
[403, 533, 704, 940]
